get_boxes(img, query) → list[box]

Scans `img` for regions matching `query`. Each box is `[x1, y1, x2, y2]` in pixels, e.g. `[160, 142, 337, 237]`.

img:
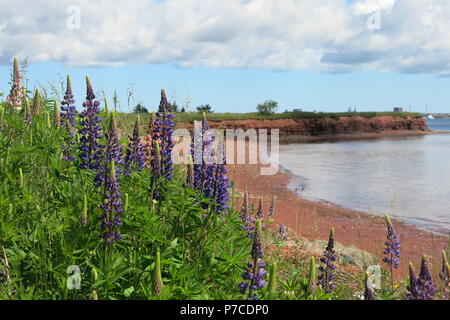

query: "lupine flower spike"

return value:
[406, 262, 420, 300]
[240, 192, 255, 237]
[32, 89, 41, 115]
[98, 112, 123, 185]
[99, 160, 123, 243]
[143, 112, 156, 169]
[124, 116, 145, 174]
[61, 119, 77, 161]
[383, 214, 401, 286]
[364, 272, 375, 300]
[239, 219, 267, 300]
[267, 263, 277, 293]
[418, 255, 436, 300]
[81, 195, 88, 226]
[79, 76, 105, 186]
[153, 250, 164, 296]
[23, 92, 32, 125]
[7, 57, 22, 111]
[308, 256, 317, 295]
[186, 155, 194, 188]
[318, 228, 337, 294]
[439, 250, 450, 299]
[53, 101, 61, 128]
[153, 89, 175, 181]
[268, 196, 276, 218]
[61, 75, 76, 126]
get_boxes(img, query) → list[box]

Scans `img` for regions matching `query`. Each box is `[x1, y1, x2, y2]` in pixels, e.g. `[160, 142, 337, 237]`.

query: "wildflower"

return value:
[278, 224, 287, 240]
[406, 256, 437, 300]
[153, 89, 174, 181]
[124, 116, 145, 174]
[97, 113, 123, 184]
[193, 114, 213, 191]
[364, 273, 375, 300]
[60, 75, 76, 126]
[267, 263, 277, 293]
[239, 219, 267, 300]
[240, 192, 255, 237]
[268, 196, 276, 218]
[153, 250, 164, 296]
[23, 91, 32, 125]
[31, 89, 41, 115]
[308, 256, 317, 295]
[81, 195, 88, 226]
[317, 228, 337, 294]
[143, 113, 156, 169]
[7, 57, 22, 111]
[151, 142, 162, 200]
[79, 76, 105, 185]
[418, 255, 436, 300]
[61, 120, 77, 162]
[383, 214, 401, 285]
[99, 160, 123, 243]
[439, 250, 450, 298]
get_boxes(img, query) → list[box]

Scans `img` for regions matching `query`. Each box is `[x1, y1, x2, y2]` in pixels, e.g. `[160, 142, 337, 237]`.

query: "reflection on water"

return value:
[280, 130, 450, 235]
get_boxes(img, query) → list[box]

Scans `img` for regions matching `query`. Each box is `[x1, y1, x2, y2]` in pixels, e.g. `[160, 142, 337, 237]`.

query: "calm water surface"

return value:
[279, 119, 450, 234]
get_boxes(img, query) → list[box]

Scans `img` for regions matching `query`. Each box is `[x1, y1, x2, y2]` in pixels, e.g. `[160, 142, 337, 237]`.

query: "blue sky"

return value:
[1, 0, 449, 113]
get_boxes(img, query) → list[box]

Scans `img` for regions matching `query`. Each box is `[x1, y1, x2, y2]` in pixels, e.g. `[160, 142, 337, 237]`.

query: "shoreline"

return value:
[228, 130, 449, 278]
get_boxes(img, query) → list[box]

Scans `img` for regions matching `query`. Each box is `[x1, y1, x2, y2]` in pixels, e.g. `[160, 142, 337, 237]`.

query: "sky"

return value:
[0, 0, 449, 113]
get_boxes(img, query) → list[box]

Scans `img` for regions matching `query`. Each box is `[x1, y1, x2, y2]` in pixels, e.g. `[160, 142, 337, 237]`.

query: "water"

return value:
[279, 118, 450, 235]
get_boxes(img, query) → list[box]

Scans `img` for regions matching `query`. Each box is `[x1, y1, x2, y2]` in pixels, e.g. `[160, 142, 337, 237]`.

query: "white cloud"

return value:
[0, 0, 450, 74]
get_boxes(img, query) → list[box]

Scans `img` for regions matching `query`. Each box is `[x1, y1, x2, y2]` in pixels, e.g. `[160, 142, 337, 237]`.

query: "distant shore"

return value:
[229, 134, 448, 278]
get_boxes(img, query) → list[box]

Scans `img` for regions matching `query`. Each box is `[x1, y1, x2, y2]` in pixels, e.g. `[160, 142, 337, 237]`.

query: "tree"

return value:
[133, 103, 148, 114]
[196, 104, 213, 113]
[257, 100, 278, 115]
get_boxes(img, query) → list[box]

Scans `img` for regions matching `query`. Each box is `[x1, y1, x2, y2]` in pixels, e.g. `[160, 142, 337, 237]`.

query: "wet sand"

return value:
[228, 135, 449, 278]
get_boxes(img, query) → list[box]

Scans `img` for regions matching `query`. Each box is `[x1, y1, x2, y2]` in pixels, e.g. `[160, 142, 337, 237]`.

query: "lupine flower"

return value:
[364, 273, 375, 300]
[81, 195, 88, 226]
[151, 142, 162, 200]
[99, 160, 123, 243]
[60, 75, 76, 126]
[439, 250, 450, 299]
[79, 76, 105, 185]
[267, 263, 277, 293]
[143, 112, 156, 169]
[61, 119, 77, 162]
[308, 256, 317, 295]
[124, 116, 145, 174]
[406, 262, 420, 300]
[239, 219, 267, 300]
[153, 250, 164, 296]
[268, 196, 276, 218]
[193, 114, 213, 191]
[256, 198, 264, 219]
[418, 255, 436, 300]
[383, 214, 401, 285]
[153, 89, 175, 181]
[240, 192, 255, 237]
[31, 89, 41, 115]
[7, 57, 22, 111]
[406, 257, 437, 300]
[318, 228, 337, 294]
[209, 144, 230, 215]
[53, 101, 61, 128]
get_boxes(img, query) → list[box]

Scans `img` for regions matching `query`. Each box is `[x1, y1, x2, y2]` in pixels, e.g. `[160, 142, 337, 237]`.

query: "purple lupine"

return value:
[418, 255, 436, 300]
[193, 114, 213, 191]
[268, 196, 276, 218]
[124, 116, 145, 174]
[318, 228, 337, 294]
[60, 75, 76, 127]
[406, 262, 420, 300]
[240, 192, 255, 237]
[153, 89, 175, 181]
[79, 76, 105, 186]
[151, 141, 162, 200]
[61, 119, 77, 161]
[364, 273, 375, 300]
[439, 251, 450, 299]
[239, 219, 266, 300]
[383, 215, 401, 285]
[99, 160, 123, 243]
[7, 57, 22, 111]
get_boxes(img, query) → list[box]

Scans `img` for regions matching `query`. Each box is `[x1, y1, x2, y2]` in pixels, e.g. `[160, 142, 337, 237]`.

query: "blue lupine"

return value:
[407, 257, 436, 300]
[99, 160, 123, 243]
[193, 114, 213, 191]
[60, 75, 76, 126]
[153, 89, 174, 181]
[239, 219, 266, 300]
[151, 141, 162, 200]
[318, 228, 337, 294]
[439, 251, 450, 299]
[364, 273, 375, 300]
[79, 76, 104, 186]
[240, 192, 255, 237]
[383, 214, 401, 284]
[61, 119, 77, 161]
[124, 116, 145, 174]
